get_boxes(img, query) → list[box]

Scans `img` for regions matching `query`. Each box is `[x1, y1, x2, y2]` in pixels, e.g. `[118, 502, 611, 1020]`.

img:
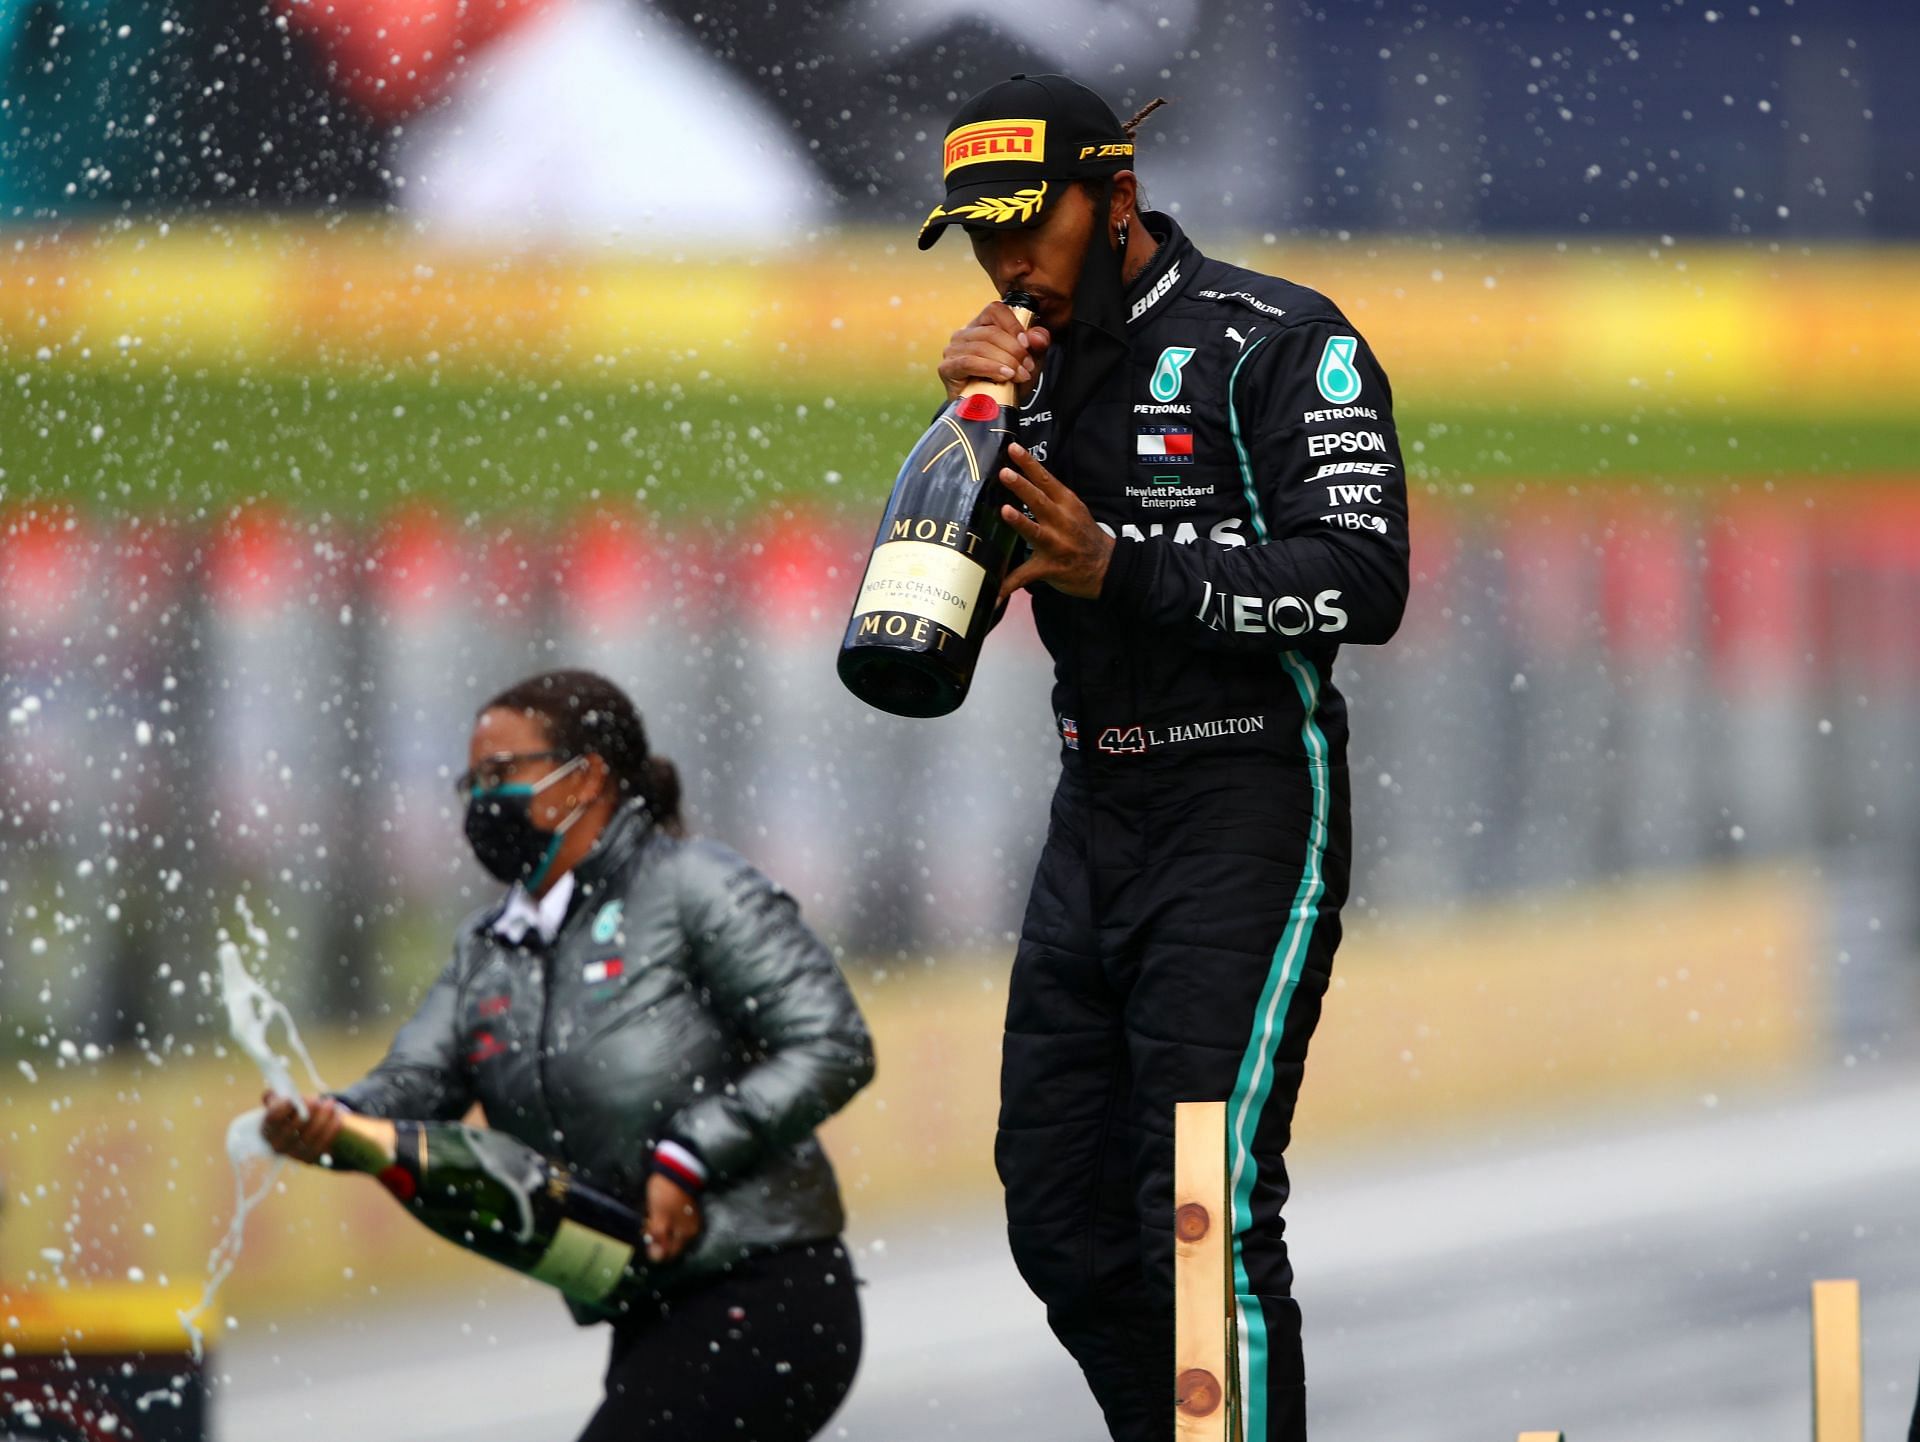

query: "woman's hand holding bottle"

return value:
[644, 1171, 703, 1263]
[260, 1091, 344, 1164]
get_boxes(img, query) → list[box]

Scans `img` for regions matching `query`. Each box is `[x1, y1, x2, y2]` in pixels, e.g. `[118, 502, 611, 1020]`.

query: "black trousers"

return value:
[997, 756, 1349, 1442]
[577, 1239, 862, 1442]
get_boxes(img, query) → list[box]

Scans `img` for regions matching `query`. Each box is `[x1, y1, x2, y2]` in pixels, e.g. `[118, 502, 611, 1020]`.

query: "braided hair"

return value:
[1086, 95, 1170, 218]
[1123, 97, 1170, 137]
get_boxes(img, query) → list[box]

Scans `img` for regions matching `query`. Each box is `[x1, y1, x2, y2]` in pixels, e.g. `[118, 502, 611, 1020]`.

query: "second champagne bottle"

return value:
[327, 1111, 650, 1312]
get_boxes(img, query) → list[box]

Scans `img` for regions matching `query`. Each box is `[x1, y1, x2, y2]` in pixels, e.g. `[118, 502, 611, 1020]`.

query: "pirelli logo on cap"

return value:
[1078, 142, 1134, 161]
[944, 119, 1047, 176]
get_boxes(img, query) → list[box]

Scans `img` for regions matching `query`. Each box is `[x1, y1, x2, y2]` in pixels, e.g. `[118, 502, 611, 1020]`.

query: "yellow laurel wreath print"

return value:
[923, 181, 1049, 230]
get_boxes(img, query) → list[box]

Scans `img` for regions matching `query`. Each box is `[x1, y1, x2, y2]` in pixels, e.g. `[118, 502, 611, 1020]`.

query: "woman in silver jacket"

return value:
[261, 667, 876, 1441]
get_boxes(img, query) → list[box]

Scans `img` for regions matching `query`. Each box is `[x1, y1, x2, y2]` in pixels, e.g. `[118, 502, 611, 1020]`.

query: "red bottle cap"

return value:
[955, 393, 1001, 422]
[378, 1164, 419, 1202]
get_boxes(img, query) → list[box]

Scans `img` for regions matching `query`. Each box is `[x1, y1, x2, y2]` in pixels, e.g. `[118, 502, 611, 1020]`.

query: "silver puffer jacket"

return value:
[333, 801, 875, 1312]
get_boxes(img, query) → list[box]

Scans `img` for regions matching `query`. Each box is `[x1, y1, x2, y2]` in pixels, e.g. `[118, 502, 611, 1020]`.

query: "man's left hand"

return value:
[998, 443, 1115, 602]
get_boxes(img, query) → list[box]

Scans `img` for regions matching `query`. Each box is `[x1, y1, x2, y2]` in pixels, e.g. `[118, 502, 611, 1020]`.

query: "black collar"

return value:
[569, 798, 656, 902]
[1121, 212, 1193, 332]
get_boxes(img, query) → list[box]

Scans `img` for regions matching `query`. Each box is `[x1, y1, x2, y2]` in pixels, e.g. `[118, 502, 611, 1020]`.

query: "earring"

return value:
[1116, 216, 1131, 251]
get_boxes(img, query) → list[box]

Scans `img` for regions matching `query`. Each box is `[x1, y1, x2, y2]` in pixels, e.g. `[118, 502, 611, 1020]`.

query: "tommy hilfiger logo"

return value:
[1136, 426, 1194, 464]
[582, 958, 625, 985]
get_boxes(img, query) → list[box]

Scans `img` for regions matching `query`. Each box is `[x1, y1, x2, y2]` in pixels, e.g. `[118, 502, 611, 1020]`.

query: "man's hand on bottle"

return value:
[998, 443, 1115, 601]
[260, 1091, 344, 1164]
[939, 301, 1050, 402]
[643, 1172, 703, 1264]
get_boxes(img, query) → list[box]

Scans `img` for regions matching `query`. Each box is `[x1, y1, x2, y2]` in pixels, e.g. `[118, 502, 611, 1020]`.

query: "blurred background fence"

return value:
[3, 471, 1920, 1044]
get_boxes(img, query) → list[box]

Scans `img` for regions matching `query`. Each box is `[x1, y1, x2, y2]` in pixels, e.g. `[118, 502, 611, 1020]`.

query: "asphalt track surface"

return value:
[214, 1062, 1920, 1441]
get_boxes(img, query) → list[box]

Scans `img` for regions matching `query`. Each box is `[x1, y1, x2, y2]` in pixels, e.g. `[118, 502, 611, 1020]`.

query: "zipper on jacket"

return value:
[532, 942, 572, 1167]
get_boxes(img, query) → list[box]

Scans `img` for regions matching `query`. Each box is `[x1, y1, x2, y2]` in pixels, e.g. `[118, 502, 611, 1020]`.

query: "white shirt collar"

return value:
[490, 870, 577, 946]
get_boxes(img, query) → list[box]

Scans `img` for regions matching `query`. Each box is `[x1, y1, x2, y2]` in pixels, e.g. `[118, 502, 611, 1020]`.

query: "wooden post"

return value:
[1175, 1101, 1236, 1441]
[1812, 1279, 1862, 1442]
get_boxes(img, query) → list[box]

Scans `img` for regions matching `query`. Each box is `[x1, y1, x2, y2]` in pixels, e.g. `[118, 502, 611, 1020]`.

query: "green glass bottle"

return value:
[327, 1113, 645, 1307]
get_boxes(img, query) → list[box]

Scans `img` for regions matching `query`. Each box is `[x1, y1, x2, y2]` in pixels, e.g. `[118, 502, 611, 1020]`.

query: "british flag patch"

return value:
[582, 958, 625, 984]
[1059, 716, 1080, 750]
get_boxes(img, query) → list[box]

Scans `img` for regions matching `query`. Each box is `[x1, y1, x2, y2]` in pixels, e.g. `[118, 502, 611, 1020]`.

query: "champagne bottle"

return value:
[327, 1113, 645, 1308]
[837, 289, 1036, 718]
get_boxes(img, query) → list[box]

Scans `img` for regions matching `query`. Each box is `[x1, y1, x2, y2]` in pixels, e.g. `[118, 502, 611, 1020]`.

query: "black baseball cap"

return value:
[917, 74, 1134, 251]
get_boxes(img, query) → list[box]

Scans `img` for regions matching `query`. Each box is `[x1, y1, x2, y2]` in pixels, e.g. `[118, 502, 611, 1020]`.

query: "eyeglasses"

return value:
[453, 750, 572, 798]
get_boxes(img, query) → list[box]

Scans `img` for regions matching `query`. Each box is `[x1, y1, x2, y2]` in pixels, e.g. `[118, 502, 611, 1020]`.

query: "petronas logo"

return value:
[1315, 335, 1363, 404]
[591, 900, 623, 944]
[1149, 346, 1197, 403]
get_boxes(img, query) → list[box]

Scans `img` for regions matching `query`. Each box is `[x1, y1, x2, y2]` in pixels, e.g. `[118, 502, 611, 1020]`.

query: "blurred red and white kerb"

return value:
[1500, 498, 1608, 888]
[0, 511, 117, 1036]
[1, 510, 93, 817]
[552, 512, 728, 837]
[915, 584, 1057, 951]
[1705, 502, 1815, 858]
[1353, 502, 1519, 903]
[1813, 492, 1920, 855]
[1599, 500, 1705, 872]
[733, 514, 866, 941]
[370, 509, 545, 896]
[204, 507, 354, 871]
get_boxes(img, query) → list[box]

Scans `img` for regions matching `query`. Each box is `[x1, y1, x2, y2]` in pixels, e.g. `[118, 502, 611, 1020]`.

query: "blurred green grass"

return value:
[4, 364, 1915, 520]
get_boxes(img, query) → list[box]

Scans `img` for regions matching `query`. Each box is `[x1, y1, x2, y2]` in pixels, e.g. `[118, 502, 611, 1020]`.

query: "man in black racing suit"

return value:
[922, 74, 1411, 1441]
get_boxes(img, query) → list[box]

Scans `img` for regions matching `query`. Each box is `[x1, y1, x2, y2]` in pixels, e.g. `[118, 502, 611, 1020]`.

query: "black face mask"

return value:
[464, 758, 587, 888]
[1046, 182, 1131, 435]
